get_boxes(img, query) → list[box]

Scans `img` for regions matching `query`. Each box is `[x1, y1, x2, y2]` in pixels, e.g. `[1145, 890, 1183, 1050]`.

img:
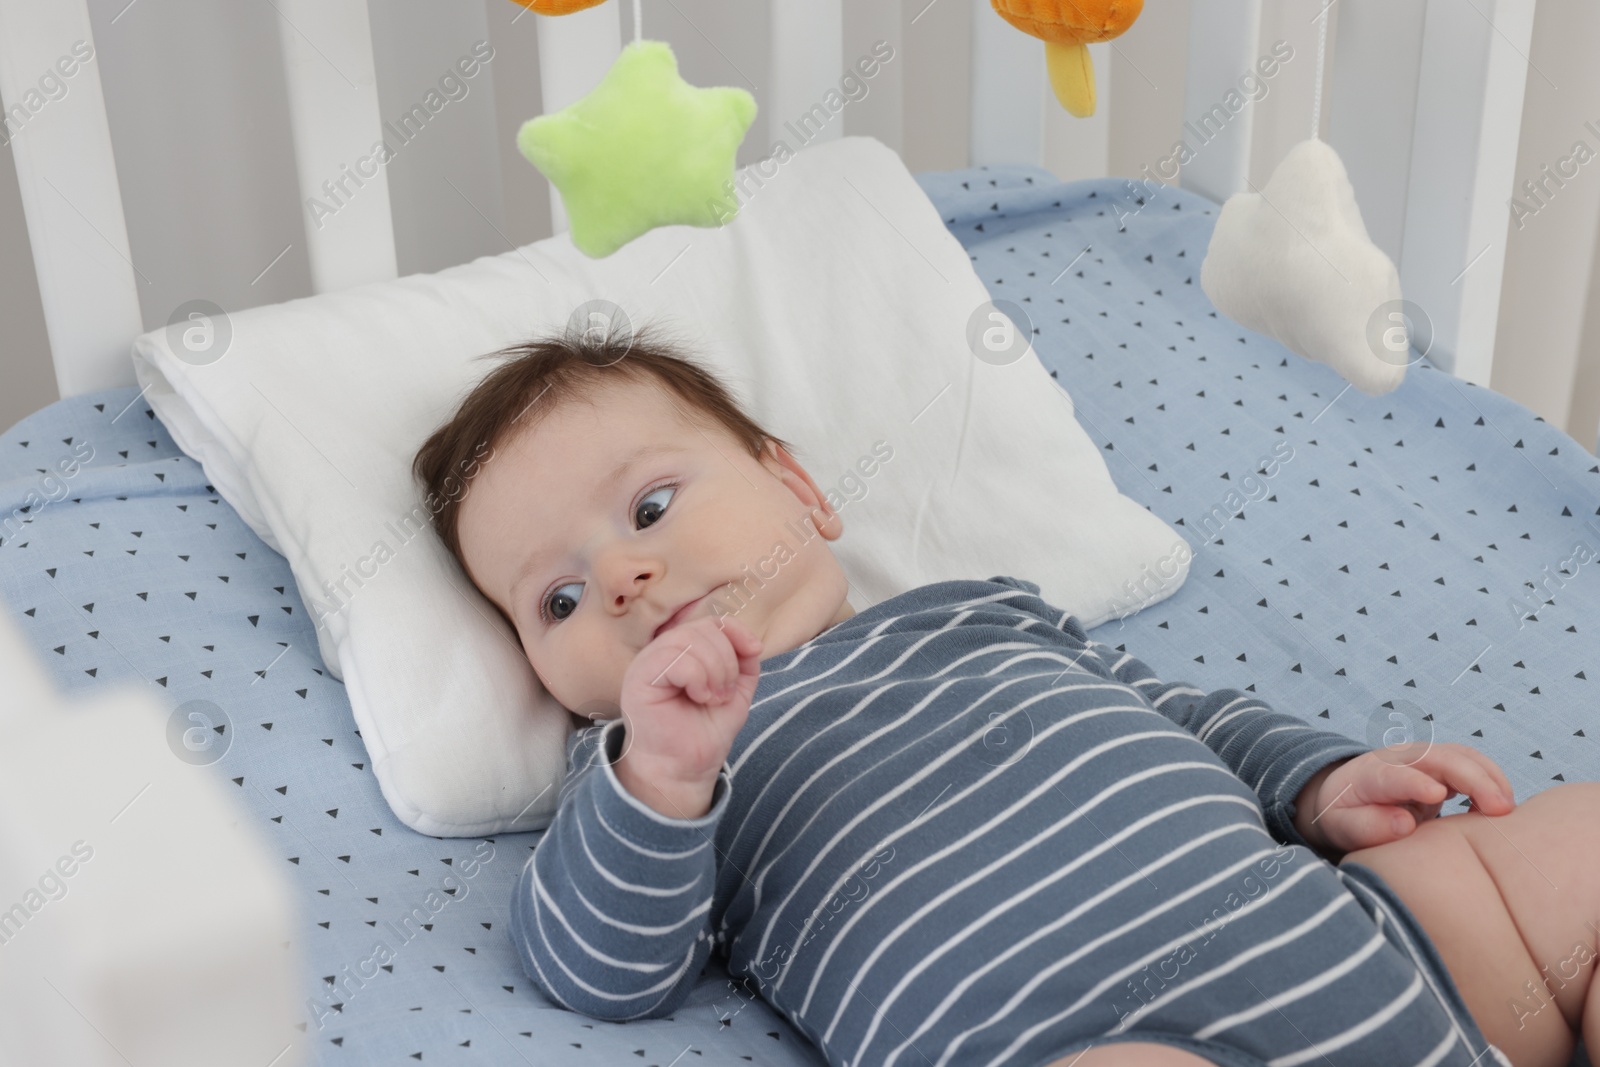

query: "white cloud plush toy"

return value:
[1200, 137, 1410, 396]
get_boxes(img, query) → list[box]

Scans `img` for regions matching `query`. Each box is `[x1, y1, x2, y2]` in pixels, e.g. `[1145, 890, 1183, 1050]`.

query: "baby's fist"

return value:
[617, 614, 763, 793]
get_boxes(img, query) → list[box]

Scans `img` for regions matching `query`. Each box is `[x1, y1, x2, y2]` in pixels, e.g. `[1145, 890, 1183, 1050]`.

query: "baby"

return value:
[414, 323, 1600, 1067]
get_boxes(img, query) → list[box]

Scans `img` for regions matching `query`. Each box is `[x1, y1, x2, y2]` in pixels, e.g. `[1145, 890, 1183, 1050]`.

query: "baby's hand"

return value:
[612, 615, 762, 819]
[1294, 741, 1517, 854]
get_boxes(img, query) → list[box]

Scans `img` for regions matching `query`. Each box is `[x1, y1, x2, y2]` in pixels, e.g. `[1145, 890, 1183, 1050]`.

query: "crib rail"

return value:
[0, 0, 141, 400]
[0, 0, 1534, 396]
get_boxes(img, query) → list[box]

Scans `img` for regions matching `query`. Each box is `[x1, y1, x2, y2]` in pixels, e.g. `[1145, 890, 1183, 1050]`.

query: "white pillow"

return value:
[130, 136, 1190, 837]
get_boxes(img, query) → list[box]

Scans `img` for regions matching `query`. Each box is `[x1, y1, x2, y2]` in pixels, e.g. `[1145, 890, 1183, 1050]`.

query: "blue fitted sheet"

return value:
[2, 161, 1596, 1066]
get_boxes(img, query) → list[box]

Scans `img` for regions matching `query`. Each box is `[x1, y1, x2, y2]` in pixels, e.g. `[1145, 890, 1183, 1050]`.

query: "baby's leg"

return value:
[1043, 1044, 1217, 1066]
[1341, 781, 1600, 1067]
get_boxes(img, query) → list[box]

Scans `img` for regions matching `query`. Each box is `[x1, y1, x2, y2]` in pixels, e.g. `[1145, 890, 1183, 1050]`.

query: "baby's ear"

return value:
[757, 438, 787, 473]
[763, 439, 842, 537]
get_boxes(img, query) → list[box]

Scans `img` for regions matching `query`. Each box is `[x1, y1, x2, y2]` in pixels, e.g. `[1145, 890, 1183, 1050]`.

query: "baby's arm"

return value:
[508, 616, 762, 1021]
[1084, 635, 1517, 855]
[980, 576, 1365, 847]
[984, 578, 1513, 856]
[1077, 635, 1371, 854]
[508, 720, 731, 1020]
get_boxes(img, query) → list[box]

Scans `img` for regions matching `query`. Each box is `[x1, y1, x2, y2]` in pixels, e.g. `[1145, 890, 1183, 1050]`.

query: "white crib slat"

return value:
[1397, 0, 1534, 387]
[1178, 0, 1263, 205]
[274, 0, 398, 293]
[770, 0, 844, 147]
[969, 0, 1044, 166]
[1042, 41, 1112, 182]
[0, 0, 143, 398]
[536, 3, 622, 236]
[1324, 0, 1429, 271]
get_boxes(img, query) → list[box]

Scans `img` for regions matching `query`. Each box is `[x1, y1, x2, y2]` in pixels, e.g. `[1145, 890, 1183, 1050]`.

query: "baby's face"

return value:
[456, 378, 855, 719]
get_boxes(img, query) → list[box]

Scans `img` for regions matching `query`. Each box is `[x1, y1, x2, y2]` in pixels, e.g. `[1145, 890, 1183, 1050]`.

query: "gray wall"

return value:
[0, 0, 959, 444]
[3, 0, 1597, 455]
[0, 135, 53, 436]
[1492, 0, 1600, 454]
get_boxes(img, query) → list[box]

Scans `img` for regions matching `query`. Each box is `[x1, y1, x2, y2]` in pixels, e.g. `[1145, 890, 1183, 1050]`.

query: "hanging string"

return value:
[633, 0, 642, 43]
[1310, 0, 1330, 141]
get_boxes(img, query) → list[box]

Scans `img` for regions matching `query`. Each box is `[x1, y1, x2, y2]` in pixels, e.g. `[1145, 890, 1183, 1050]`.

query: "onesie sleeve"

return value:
[508, 716, 732, 1020]
[1078, 635, 1371, 851]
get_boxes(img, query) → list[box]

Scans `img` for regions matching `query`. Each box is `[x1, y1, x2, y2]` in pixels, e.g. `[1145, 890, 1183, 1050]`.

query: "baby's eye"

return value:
[542, 581, 583, 623]
[635, 483, 677, 529]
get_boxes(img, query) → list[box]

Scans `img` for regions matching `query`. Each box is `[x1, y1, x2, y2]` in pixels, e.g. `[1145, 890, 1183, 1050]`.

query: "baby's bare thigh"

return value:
[1341, 782, 1600, 1067]
[1042, 1043, 1217, 1067]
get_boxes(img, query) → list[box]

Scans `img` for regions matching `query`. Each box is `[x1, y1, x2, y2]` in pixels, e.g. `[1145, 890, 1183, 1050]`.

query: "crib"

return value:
[3, 1, 1595, 1065]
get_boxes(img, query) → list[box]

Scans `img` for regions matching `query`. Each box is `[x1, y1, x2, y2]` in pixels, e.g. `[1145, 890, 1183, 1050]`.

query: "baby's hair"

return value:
[411, 318, 795, 624]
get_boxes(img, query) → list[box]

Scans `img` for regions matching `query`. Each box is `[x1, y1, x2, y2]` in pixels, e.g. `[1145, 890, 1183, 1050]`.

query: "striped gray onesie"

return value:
[509, 576, 1510, 1067]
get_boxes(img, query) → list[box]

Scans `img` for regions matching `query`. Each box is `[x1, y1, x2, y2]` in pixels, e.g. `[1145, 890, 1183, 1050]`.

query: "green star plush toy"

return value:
[517, 39, 757, 258]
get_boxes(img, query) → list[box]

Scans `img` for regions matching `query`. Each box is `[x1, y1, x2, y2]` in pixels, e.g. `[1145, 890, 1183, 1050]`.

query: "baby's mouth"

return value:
[653, 590, 712, 640]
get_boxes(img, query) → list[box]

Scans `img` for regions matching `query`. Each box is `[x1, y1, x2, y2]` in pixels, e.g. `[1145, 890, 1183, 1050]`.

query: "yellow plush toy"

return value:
[989, 0, 1144, 117]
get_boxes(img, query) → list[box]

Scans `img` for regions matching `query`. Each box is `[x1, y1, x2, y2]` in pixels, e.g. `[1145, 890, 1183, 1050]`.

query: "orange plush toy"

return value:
[990, 0, 1143, 117]
[508, 0, 608, 10]
[505, 0, 607, 11]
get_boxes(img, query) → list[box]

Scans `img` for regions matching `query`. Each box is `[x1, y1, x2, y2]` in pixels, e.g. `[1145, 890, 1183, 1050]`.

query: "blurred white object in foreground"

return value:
[0, 605, 304, 1067]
